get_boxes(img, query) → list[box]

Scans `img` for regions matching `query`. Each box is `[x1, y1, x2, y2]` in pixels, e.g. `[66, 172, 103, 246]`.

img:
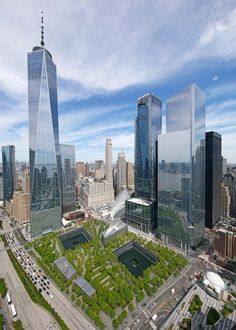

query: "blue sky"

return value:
[1, 0, 236, 163]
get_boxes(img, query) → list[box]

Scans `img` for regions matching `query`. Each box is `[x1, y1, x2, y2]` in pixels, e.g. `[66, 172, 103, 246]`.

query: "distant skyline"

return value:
[1, 0, 236, 162]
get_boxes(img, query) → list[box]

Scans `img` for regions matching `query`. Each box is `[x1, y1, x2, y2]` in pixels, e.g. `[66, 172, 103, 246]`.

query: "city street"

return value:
[162, 284, 236, 330]
[6, 233, 95, 330]
[0, 241, 58, 330]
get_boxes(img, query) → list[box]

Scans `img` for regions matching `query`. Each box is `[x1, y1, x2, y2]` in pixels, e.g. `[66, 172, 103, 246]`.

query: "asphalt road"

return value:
[0, 241, 58, 330]
[7, 234, 95, 330]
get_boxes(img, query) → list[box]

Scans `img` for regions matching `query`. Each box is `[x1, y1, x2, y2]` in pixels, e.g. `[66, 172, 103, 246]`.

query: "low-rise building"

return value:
[202, 271, 226, 300]
[125, 197, 153, 233]
[102, 220, 128, 245]
[73, 276, 96, 298]
[53, 256, 77, 280]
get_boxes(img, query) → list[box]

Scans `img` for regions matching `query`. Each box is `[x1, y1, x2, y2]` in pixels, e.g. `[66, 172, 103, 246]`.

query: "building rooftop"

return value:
[103, 220, 127, 238]
[53, 257, 76, 280]
[73, 276, 96, 297]
[127, 197, 152, 207]
[203, 271, 225, 293]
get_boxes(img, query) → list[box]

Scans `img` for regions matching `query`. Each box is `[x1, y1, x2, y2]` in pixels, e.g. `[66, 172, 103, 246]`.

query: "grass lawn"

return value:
[188, 294, 203, 314]
[206, 307, 221, 326]
[180, 318, 191, 329]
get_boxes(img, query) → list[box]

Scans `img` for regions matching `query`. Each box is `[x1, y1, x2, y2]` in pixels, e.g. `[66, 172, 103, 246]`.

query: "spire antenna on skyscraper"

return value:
[41, 11, 44, 48]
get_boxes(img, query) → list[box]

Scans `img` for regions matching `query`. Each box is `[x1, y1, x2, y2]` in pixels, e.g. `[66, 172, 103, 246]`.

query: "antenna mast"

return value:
[41, 11, 44, 47]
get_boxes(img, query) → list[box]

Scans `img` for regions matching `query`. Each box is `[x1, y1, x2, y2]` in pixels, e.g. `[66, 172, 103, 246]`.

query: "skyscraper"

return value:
[135, 93, 162, 202]
[105, 138, 113, 183]
[126, 161, 134, 193]
[125, 93, 162, 232]
[76, 162, 85, 179]
[116, 151, 126, 194]
[28, 17, 62, 237]
[158, 84, 205, 250]
[223, 173, 236, 216]
[2, 145, 16, 202]
[205, 131, 222, 229]
[60, 144, 76, 213]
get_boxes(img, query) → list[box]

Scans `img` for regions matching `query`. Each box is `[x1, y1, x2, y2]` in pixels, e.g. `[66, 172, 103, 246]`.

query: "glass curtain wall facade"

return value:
[125, 198, 152, 233]
[158, 84, 205, 250]
[2, 145, 15, 202]
[60, 144, 76, 213]
[28, 46, 61, 237]
[205, 132, 222, 229]
[135, 93, 162, 229]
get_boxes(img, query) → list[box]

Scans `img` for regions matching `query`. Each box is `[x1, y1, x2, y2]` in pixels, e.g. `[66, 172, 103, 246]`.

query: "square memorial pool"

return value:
[113, 240, 158, 278]
[59, 227, 92, 251]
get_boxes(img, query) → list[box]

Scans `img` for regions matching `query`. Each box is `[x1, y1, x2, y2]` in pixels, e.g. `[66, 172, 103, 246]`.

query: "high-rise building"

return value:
[116, 151, 127, 194]
[12, 191, 30, 224]
[0, 171, 3, 200]
[126, 161, 134, 194]
[2, 145, 16, 202]
[105, 138, 113, 183]
[95, 160, 104, 170]
[94, 160, 105, 180]
[214, 228, 236, 260]
[80, 179, 114, 207]
[205, 131, 222, 229]
[223, 173, 236, 216]
[125, 93, 162, 232]
[76, 162, 85, 179]
[158, 84, 205, 250]
[222, 158, 228, 175]
[85, 162, 90, 177]
[60, 144, 76, 213]
[221, 183, 231, 218]
[25, 170, 30, 193]
[28, 21, 62, 237]
[135, 94, 162, 202]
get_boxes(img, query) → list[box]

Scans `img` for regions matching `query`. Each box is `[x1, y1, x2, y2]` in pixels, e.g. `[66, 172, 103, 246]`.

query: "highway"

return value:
[5, 232, 94, 330]
[0, 241, 58, 330]
[0, 207, 94, 330]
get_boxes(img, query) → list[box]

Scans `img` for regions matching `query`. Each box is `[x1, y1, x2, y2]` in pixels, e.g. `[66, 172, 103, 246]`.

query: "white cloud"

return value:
[1, 0, 236, 161]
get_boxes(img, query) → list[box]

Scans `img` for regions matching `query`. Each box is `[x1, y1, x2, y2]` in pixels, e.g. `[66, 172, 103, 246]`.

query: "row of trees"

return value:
[31, 219, 188, 329]
[0, 278, 7, 298]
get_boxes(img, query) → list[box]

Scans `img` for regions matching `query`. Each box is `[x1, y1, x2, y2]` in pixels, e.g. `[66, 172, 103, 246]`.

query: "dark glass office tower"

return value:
[158, 84, 205, 250]
[134, 93, 162, 229]
[2, 145, 15, 202]
[28, 40, 61, 237]
[205, 131, 222, 229]
[60, 144, 76, 213]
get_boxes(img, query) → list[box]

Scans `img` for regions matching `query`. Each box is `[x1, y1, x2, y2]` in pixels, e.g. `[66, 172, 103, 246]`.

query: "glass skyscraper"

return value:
[28, 44, 62, 237]
[60, 144, 76, 213]
[135, 94, 162, 200]
[133, 93, 162, 230]
[158, 84, 205, 250]
[205, 131, 222, 229]
[2, 145, 15, 202]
